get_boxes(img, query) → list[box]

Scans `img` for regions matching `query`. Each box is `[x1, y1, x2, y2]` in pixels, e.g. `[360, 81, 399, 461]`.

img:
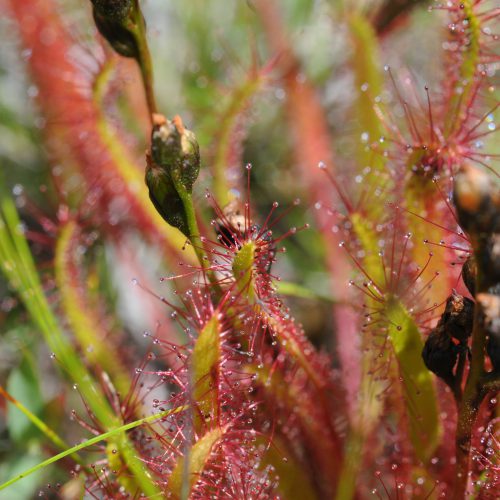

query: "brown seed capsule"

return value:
[150, 115, 200, 193]
[422, 291, 474, 386]
[440, 291, 474, 343]
[483, 233, 500, 286]
[422, 326, 460, 387]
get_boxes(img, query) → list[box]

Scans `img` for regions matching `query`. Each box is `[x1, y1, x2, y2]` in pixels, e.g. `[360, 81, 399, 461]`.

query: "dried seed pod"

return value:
[483, 233, 500, 286]
[422, 291, 474, 386]
[145, 154, 188, 235]
[441, 291, 474, 343]
[422, 327, 459, 387]
[214, 200, 276, 273]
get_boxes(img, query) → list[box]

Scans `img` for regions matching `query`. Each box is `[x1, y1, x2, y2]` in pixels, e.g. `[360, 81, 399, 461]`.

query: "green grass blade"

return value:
[0, 406, 185, 492]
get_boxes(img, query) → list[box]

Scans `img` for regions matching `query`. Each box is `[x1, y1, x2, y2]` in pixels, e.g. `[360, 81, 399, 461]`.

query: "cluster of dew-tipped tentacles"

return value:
[63, 0, 500, 497]
[118, 112, 344, 499]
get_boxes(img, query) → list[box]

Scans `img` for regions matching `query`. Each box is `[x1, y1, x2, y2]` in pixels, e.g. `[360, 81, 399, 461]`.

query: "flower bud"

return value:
[145, 157, 188, 236]
[91, 0, 132, 21]
[150, 115, 200, 193]
[145, 114, 200, 237]
[91, 0, 141, 58]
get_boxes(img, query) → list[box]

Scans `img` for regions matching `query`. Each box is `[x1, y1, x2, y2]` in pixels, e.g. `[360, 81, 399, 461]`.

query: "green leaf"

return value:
[232, 241, 256, 303]
[259, 437, 318, 500]
[55, 219, 131, 395]
[350, 213, 440, 463]
[191, 315, 221, 432]
[169, 427, 223, 499]
[0, 195, 113, 425]
[385, 299, 441, 462]
[443, 0, 480, 136]
[350, 212, 385, 287]
[348, 14, 383, 160]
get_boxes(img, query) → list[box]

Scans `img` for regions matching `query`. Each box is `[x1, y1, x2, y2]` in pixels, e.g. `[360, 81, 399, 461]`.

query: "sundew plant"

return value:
[0, 0, 499, 498]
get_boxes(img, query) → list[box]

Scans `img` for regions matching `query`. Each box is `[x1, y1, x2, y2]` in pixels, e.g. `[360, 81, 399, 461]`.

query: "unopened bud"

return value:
[145, 114, 200, 237]
[91, 0, 132, 21]
[150, 115, 200, 193]
[91, 0, 142, 58]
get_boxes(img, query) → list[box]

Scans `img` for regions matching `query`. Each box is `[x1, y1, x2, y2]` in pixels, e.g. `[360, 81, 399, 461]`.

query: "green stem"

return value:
[128, 0, 157, 117]
[183, 192, 209, 273]
[173, 181, 221, 291]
